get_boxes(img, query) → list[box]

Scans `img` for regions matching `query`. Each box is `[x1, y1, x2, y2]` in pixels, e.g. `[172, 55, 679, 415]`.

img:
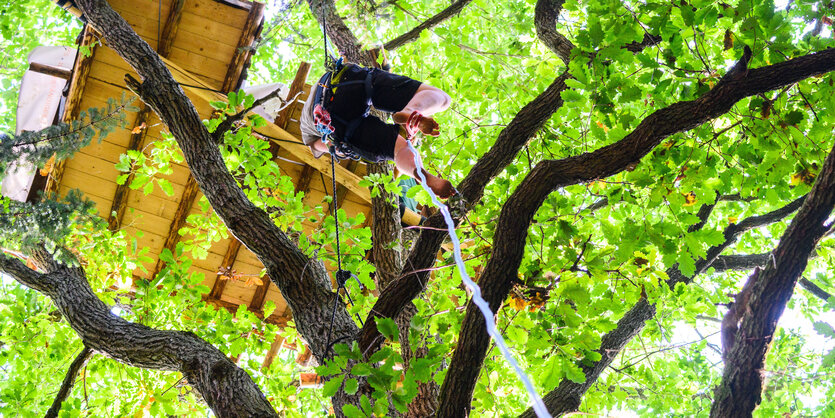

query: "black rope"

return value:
[318, 1, 364, 358]
[323, 148, 358, 357]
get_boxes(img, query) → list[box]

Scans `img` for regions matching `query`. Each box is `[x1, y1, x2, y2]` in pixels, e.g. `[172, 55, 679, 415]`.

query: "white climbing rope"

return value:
[407, 141, 551, 418]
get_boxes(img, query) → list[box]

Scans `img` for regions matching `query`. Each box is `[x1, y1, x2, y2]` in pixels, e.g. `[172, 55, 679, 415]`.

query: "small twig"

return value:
[45, 346, 94, 418]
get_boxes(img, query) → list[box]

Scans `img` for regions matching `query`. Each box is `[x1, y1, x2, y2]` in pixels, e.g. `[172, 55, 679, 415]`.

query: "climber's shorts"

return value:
[328, 64, 422, 162]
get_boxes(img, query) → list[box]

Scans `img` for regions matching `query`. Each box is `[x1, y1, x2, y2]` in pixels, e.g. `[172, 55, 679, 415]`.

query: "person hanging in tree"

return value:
[299, 62, 456, 199]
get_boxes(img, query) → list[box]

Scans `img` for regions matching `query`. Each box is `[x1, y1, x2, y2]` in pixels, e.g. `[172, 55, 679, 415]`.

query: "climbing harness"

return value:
[407, 142, 551, 417]
[312, 61, 383, 162]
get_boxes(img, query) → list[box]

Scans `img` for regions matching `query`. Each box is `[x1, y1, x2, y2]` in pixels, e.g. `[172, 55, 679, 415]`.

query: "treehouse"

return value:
[5, 0, 421, 367]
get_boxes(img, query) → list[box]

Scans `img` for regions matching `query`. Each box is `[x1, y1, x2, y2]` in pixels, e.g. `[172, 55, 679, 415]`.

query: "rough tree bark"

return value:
[0, 250, 277, 417]
[534, 0, 574, 64]
[710, 128, 835, 416]
[436, 45, 835, 416]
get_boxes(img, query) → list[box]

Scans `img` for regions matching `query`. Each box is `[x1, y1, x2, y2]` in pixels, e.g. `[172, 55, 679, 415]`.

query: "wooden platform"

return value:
[40, 0, 389, 338]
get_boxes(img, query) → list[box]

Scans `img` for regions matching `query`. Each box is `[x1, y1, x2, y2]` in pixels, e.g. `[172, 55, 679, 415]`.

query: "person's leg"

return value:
[392, 84, 451, 137]
[393, 135, 455, 198]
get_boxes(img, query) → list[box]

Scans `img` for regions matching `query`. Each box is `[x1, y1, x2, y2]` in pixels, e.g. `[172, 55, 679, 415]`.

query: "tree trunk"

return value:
[710, 139, 835, 416]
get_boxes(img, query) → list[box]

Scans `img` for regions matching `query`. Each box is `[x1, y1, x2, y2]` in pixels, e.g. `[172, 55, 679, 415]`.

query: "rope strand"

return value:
[406, 141, 551, 418]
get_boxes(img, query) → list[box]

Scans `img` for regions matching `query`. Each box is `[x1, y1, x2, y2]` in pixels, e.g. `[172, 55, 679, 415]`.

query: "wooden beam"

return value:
[159, 57, 372, 203]
[249, 279, 271, 312]
[327, 160, 360, 216]
[273, 61, 311, 129]
[28, 62, 72, 79]
[157, 0, 186, 57]
[209, 238, 242, 299]
[221, 1, 265, 93]
[151, 175, 200, 277]
[295, 165, 315, 195]
[261, 335, 285, 371]
[44, 26, 99, 196]
[203, 296, 288, 327]
[296, 346, 312, 366]
[107, 106, 151, 231]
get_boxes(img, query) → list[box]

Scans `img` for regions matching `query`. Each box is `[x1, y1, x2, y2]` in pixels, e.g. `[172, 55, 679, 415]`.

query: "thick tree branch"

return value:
[76, 0, 358, 376]
[534, 0, 574, 63]
[383, 0, 473, 51]
[714, 253, 834, 304]
[306, 0, 374, 65]
[0, 253, 54, 294]
[45, 346, 93, 418]
[519, 193, 808, 417]
[710, 136, 835, 417]
[438, 45, 835, 416]
[799, 277, 835, 304]
[6, 249, 277, 416]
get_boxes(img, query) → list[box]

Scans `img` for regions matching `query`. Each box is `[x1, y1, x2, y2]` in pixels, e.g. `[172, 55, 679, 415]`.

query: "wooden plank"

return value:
[167, 48, 229, 82]
[28, 62, 71, 79]
[178, 12, 243, 46]
[59, 166, 117, 201]
[45, 26, 98, 196]
[64, 151, 121, 180]
[327, 160, 360, 216]
[186, 0, 250, 29]
[209, 239, 242, 299]
[109, 106, 152, 231]
[221, 2, 264, 93]
[121, 207, 176, 238]
[91, 45, 225, 94]
[125, 190, 179, 219]
[261, 335, 285, 371]
[274, 62, 311, 129]
[159, 57, 372, 204]
[58, 185, 111, 217]
[152, 175, 200, 277]
[157, 0, 186, 57]
[249, 277, 270, 312]
[219, 280, 257, 306]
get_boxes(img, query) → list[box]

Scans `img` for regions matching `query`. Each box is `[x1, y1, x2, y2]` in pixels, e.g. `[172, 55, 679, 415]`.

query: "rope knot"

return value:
[335, 269, 351, 287]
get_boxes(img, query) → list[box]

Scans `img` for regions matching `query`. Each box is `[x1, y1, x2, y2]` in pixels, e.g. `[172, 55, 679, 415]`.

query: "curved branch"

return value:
[534, 0, 574, 64]
[5, 251, 277, 416]
[437, 46, 835, 416]
[45, 346, 93, 418]
[383, 0, 473, 51]
[0, 253, 54, 294]
[358, 22, 676, 359]
[712, 254, 834, 304]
